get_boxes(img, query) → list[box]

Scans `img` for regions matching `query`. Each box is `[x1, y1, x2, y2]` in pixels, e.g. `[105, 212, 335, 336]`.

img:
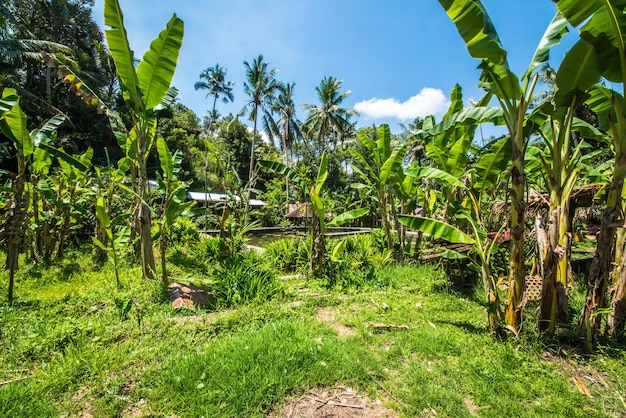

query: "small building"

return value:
[187, 191, 265, 208]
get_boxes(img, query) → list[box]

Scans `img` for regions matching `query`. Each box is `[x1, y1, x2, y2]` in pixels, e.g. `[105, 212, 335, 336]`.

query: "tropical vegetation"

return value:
[1, 0, 626, 416]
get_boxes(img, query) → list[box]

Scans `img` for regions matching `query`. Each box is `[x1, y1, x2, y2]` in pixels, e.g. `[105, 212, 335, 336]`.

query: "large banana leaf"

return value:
[137, 15, 184, 110]
[157, 136, 175, 179]
[39, 145, 91, 173]
[425, 143, 450, 173]
[427, 106, 503, 137]
[404, 166, 467, 189]
[0, 88, 19, 115]
[571, 117, 605, 140]
[379, 143, 407, 184]
[554, 39, 603, 106]
[555, 0, 604, 27]
[327, 208, 369, 227]
[258, 160, 306, 190]
[31, 113, 66, 146]
[376, 124, 392, 163]
[557, 0, 626, 82]
[315, 152, 329, 193]
[438, 0, 520, 99]
[104, 0, 141, 112]
[356, 130, 376, 152]
[524, 13, 570, 80]
[0, 102, 33, 158]
[95, 196, 111, 229]
[444, 84, 464, 118]
[399, 215, 474, 244]
[586, 84, 620, 132]
[446, 134, 470, 178]
[473, 136, 511, 200]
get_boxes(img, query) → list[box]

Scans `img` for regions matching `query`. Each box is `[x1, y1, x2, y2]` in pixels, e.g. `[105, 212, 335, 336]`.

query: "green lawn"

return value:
[0, 246, 625, 417]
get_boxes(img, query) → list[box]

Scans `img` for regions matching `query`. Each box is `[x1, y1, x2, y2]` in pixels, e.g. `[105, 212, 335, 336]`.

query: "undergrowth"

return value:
[0, 243, 624, 417]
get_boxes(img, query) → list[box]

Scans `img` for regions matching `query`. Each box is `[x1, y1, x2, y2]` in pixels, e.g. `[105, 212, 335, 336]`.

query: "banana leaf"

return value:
[399, 215, 474, 244]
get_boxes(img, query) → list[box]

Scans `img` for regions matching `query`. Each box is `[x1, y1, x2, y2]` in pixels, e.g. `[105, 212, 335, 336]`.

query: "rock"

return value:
[168, 282, 211, 309]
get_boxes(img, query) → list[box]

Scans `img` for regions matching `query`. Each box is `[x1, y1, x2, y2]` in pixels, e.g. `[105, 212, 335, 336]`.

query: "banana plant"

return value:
[154, 136, 196, 285]
[350, 124, 407, 257]
[92, 196, 131, 288]
[259, 153, 367, 280]
[103, 0, 184, 280]
[545, 0, 626, 346]
[400, 160, 508, 334]
[0, 88, 65, 301]
[438, 1, 570, 331]
[528, 100, 605, 335]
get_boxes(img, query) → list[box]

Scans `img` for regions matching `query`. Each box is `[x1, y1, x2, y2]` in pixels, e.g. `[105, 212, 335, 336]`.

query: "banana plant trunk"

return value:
[159, 230, 168, 286]
[555, 203, 571, 322]
[476, 251, 501, 335]
[389, 188, 404, 262]
[378, 189, 393, 252]
[608, 249, 626, 338]
[137, 149, 156, 280]
[309, 214, 325, 280]
[577, 157, 626, 349]
[608, 204, 626, 338]
[538, 201, 572, 334]
[505, 136, 526, 329]
[4, 170, 28, 302]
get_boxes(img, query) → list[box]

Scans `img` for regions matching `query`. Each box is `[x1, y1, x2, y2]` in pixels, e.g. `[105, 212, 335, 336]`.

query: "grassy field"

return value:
[0, 245, 625, 417]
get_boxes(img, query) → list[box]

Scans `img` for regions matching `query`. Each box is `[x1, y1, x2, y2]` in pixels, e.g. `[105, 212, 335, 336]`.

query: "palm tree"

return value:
[268, 82, 302, 209]
[194, 63, 234, 229]
[268, 82, 302, 166]
[302, 76, 358, 155]
[239, 54, 282, 183]
[194, 63, 234, 131]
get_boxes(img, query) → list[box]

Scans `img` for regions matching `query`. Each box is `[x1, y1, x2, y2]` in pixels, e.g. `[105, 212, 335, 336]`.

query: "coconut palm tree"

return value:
[268, 82, 302, 165]
[301, 76, 358, 155]
[194, 63, 234, 131]
[267, 82, 302, 209]
[195, 63, 234, 228]
[239, 54, 282, 183]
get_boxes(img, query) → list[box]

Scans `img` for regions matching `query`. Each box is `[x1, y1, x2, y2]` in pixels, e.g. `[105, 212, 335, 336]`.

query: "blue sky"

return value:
[91, 1, 575, 139]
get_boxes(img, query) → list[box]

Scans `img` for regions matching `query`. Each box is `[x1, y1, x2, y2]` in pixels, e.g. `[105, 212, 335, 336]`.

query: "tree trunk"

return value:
[389, 189, 404, 262]
[576, 156, 626, 349]
[3, 173, 28, 302]
[378, 190, 393, 252]
[309, 215, 325, 280]
[608, 249, 626, 338]
[160, 231, 168, 286]
[136, 123, 156, 281]
[505, 139, 526, 330]
[481, 260, 501, 335]
[538, 213, 558, 334]
[555, 203, 571, 322]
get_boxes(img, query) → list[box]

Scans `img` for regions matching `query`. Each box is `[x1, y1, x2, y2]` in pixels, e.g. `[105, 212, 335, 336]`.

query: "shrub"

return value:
[263, 237, 309, 275]
[169, 217, 200, 247]
[209, 251, 280, 308]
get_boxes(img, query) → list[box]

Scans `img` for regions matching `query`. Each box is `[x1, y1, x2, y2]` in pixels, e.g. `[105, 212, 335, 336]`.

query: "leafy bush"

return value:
[209, 251, 280, 308]
[263, 237, 309, 274]
[323, 234, 389, 289]
[169, 217, 200, 247]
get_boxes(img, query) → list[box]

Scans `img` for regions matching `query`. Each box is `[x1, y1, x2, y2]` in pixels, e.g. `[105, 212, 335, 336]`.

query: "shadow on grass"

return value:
[437, 319, 488, 336]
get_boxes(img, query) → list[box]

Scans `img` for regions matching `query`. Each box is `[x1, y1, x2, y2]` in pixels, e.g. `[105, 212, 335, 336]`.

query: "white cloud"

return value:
[354, 87, 449, 121]
[246, 126, 271, 145]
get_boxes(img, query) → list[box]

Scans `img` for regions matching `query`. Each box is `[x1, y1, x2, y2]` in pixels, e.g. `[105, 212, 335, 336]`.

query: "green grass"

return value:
[0, 246, 625, 417]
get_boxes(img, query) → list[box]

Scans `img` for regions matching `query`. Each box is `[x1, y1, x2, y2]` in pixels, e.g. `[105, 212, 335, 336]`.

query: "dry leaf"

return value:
[573, 376, 594, 399]
[428, 321, 437, 329]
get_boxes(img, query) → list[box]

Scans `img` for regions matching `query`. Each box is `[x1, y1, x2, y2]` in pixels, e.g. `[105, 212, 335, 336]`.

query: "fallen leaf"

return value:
[428, 321, 437, 329]
[573, 376, 594, 399]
